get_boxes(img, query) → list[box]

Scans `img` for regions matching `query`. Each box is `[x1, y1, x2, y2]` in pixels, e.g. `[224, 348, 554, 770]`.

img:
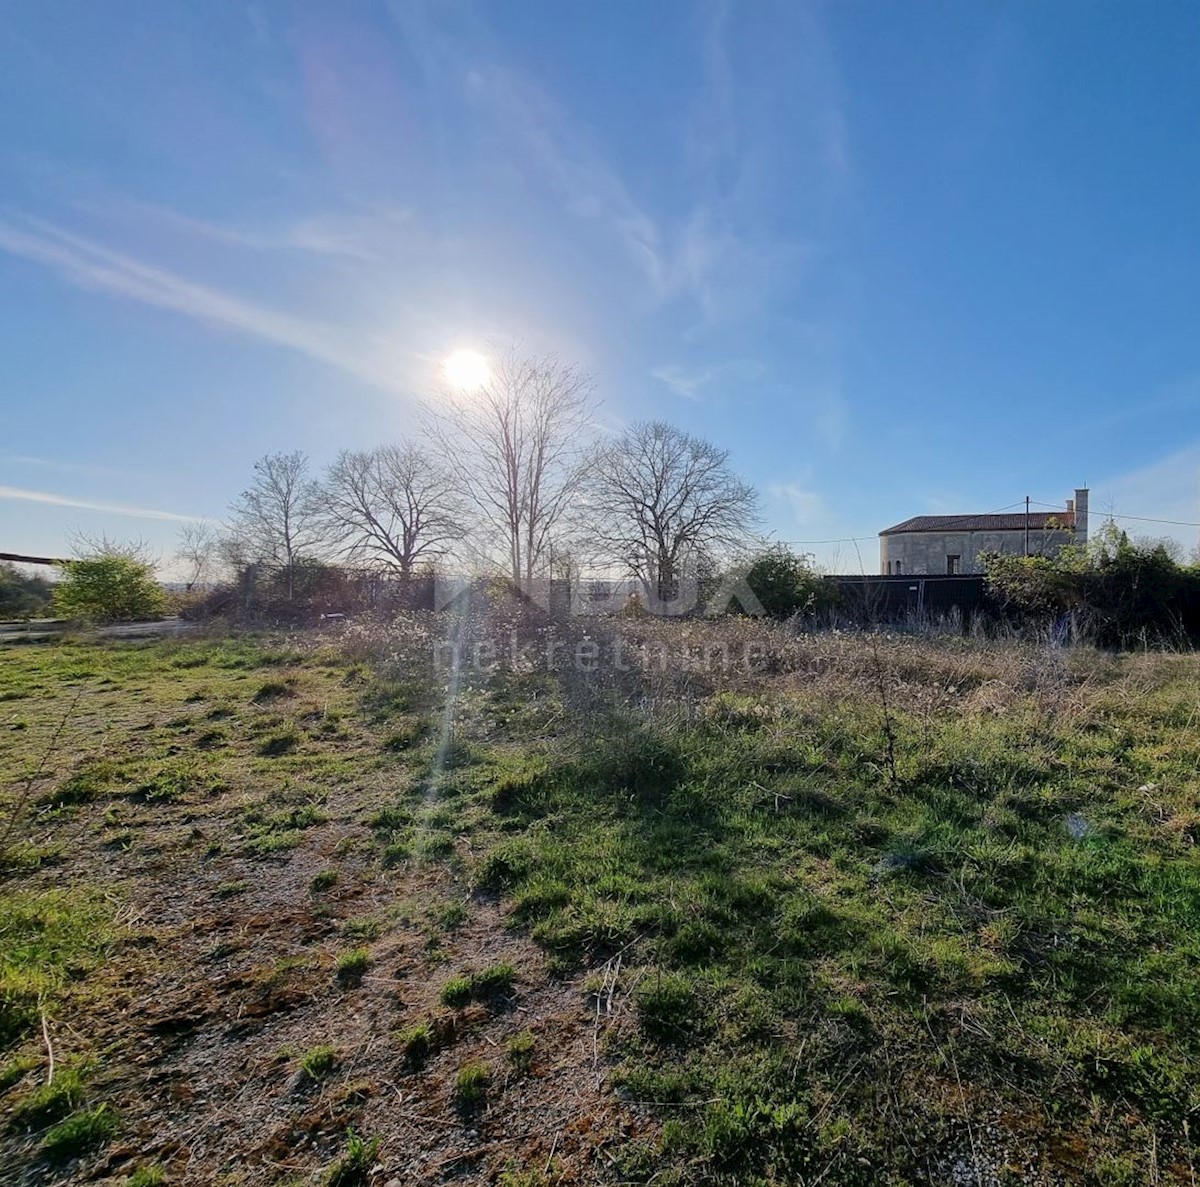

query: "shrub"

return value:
[0, 563, 53, 619]
[54, 553, 166, 623]
[741, 545, 829, 619]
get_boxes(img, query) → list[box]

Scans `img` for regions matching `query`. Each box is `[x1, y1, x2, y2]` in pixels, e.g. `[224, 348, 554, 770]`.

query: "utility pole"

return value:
[1024, 495, 1030, 557]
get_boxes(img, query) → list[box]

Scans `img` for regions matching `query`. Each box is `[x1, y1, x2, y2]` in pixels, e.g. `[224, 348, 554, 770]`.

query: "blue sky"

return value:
[2, 0, 1200, 573]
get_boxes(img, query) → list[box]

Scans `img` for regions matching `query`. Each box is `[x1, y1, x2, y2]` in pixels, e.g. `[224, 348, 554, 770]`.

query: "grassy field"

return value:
[2, 606, 1199, 1185]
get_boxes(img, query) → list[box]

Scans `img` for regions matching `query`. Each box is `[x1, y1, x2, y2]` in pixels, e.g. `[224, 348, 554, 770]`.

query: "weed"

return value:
[310, 868, 339, 893]
[497, 1168, 549, 1187]
[342, 916, 382, 942]
[252, 679, 293, 703]
[452, 1061, 489, 1109]
[436, 900, 469, 931]
[439, 974, 473, 1007]
[300, 1044, 337, 1080]
[398, 1021, 436, 1069]
[0, 1053, 38, 1094]
[635, 971, 701, 1042]
[42, 1103, 117, 1159]
[472, 961, 517, 997]
[215, 880, 248, 899]
[241, 799, 328, 857]
[126, 1168, 167, 1187]
[336, 948, 371, 986]
[439, 962, 516, 1008]
[505, 1029, 535, 1074]
[324, 1127, 381, 1187]
[257, 726, 300, 756]
[37, 759, 127, 808]
[382, 719, 427, 751]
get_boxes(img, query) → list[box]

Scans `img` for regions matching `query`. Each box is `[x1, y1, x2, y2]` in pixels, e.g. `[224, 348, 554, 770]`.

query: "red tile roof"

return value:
[880, 511, 1076, 536]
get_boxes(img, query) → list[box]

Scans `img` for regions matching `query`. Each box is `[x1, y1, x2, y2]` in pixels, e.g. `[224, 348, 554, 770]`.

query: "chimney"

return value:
[1074, 488, 1089, 545]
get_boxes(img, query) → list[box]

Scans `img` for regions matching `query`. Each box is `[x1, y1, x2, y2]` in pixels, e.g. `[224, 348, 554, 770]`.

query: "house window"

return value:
[885, 561, 892, 575]
[894, 560, 902, 574]
[946, 555, 961, 575]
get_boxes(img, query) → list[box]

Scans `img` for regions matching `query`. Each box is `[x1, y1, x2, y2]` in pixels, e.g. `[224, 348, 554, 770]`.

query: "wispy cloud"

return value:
[0, 485, 203, 523]
[651, 357, 767, 403]
[463, 65, 672, 298]
[651, 365, 713, 401]
[770, 480, 829, 526]
[813, 388, 850, 451]
[0, 213, 402, 392]
[1093, 445, 1200, 551]
[2, 454, 137, 479]
[84, 196, 418, 263]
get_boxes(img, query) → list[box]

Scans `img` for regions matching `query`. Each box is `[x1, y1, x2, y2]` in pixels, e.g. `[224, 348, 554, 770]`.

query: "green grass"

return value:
[398, 1021, 436, 1069]
[310, 867, 339, 893]
[300, 1044, 337, 1080]
[335, 948, 372, 986]
[452, 1061, 490, 1109]
[257, 725, 300, 756]
[126, 1167, 167, 1187]
[439, 962, 516, 1007]
[42, 1103, 117, 1159]
[6, 627, 1200, 1183]
[324, 1128, 380, 1187]
[8, 1067, 86, 1128]
[505, 1029, 535, 1074]
[0, 890, 113, 1048]
[455, 635, 1200, 1182]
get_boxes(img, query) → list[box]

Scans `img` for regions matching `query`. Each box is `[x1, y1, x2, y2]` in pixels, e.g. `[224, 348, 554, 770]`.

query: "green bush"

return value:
[741, 545, 829, 619]
[0, 563, 53, 619]
[54, 553, 166, 623]
[983, 520, 1200, 644]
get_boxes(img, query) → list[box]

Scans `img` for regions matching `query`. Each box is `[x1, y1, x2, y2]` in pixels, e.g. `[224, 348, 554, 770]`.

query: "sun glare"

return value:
[443, 349, 491, 392]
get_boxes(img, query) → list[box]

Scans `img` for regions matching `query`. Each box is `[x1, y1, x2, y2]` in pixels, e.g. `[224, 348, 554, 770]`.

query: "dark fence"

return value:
[831, 575, 989, 629]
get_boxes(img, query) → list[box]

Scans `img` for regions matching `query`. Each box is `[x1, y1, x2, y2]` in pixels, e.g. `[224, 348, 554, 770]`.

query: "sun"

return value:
[443, 348, 491, 392]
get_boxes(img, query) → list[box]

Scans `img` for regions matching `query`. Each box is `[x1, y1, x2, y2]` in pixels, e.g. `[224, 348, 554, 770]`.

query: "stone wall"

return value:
[879, 527, 1075, 575]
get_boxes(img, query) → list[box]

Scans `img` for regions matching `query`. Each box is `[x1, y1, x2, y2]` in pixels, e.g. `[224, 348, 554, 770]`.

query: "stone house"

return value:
[879, 489, 1088, 576]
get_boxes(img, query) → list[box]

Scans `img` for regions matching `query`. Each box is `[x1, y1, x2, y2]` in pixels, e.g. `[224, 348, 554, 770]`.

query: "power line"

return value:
[1028, 499, 1200, 530]
[773, 500, 1200, 549]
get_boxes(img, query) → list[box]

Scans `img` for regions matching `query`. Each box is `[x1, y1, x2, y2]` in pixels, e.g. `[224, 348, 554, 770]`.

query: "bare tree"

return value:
[427, 349, 597, 585]
[228, 451, 324, 600]
[175, 522, 220, 590]
[586, 420, 761, 607]
[67, 530, 157, 566]
[320, 443, 465, 576]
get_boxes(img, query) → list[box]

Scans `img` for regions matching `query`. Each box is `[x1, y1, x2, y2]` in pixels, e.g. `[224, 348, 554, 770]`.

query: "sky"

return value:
[2, 0, 1200, 575]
